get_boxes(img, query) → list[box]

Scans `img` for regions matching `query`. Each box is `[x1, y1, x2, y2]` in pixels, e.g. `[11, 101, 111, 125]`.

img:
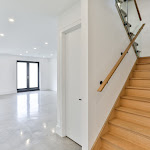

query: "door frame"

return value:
[17, 60, 40, 92]
[56, 19, 81, 137]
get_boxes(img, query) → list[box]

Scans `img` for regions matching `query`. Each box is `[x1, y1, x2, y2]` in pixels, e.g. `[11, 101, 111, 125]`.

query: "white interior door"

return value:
[65, 27, 82, 146]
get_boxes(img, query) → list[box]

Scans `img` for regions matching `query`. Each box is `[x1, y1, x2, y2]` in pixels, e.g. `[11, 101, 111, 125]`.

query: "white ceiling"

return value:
[0, 0, 79, 58]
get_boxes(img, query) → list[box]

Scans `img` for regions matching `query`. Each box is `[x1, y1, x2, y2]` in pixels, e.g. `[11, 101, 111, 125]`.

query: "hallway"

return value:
[0, 91, 81, 150]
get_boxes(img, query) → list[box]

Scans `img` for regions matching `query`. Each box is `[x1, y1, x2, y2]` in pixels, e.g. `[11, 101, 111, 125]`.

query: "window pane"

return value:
[17, 62, 27, 89]
[29, 63, 38, 88]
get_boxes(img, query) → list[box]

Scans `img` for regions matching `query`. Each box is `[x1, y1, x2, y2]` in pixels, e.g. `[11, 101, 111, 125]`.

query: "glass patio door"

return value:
[17, 61, 39, 92]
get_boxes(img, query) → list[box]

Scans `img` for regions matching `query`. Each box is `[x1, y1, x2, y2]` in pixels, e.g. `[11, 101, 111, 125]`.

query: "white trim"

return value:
[56, 20, 81, 137]
[0, 90, 17, 96]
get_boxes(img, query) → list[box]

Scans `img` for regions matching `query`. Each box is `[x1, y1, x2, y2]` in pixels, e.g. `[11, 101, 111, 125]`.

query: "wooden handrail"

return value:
[134, 0, 142, 21]
[97, 24, 145, 92]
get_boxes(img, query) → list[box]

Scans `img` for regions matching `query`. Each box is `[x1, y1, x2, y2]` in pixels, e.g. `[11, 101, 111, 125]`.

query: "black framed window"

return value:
[17, 61, 40, 92]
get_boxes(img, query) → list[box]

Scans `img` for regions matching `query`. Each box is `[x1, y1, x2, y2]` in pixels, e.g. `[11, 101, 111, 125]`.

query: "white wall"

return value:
[49, 58, 57, 91]
[0, 54, 50, 95]
[88, 0, 137, 149]
[59, 1, 81, 29]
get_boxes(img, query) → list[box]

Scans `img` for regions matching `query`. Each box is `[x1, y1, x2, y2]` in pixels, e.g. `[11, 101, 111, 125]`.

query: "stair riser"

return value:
[133, 71, 150, 78]
[136, 64, 150, 70]
[121, 99, 150, 112]
[109, 125, 150, 149]
[116, 111, 150, 128]
[138, 58, 150, 63]
[102, 140, 123, 150]
[126, 88, 150, 98]
[130, 80, 150, 87]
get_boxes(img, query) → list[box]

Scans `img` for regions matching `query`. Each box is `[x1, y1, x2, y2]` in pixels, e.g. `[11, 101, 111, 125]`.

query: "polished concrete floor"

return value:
[0, 91, 82, 150]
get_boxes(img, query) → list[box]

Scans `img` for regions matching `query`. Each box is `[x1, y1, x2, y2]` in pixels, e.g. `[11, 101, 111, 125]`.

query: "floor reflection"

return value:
[0, 91, 81, 150]
[17, 93, 39, 119]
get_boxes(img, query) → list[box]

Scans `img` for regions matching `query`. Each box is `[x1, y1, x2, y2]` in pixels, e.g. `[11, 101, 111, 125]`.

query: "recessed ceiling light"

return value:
[20, 54, 22, 56]
[45, 42, 48, 45]
[0, 34, 4, 37]
[34, 48, 37, 50]
[26, 51, 28, 53]
[8, 18, 15, 23]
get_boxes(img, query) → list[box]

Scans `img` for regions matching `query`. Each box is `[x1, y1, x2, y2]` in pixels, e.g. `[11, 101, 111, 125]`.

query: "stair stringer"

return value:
[91, 59, 138, 150]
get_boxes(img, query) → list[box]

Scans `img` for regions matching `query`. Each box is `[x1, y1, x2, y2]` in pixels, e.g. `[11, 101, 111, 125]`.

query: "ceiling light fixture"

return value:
[26, 51, 28, 53]
[8, 18, 15, 23]
[34, 48, 37, 50]
[45, 42, 48, 45]
[0, 34, 4, 37]
[20, 54, 22, 56]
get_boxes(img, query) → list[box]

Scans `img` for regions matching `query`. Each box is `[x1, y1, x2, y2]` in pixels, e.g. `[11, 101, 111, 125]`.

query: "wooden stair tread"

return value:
[93, 57, 150, 150]
[102, 133, 145, 150]
[126, 86, 150, 90]
[116, 107, 150, 118]
[109, 119, 150, 138]
[137, 63, 150, 65]
[139, 57, 150, 59]
[134, 70, 150, 72]
[121, 96, 150, 103]
[130, 78, 150, 80]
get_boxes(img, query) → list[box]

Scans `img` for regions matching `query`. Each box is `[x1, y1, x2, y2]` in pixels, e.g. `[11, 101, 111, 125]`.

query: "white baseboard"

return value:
[0, 90, 17, 96]
[40, 88, 50, 91]
[56, 124, 66, 137]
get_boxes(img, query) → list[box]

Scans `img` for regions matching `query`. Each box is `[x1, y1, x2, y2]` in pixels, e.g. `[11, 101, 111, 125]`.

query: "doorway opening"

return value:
[17, 61, 39, 92]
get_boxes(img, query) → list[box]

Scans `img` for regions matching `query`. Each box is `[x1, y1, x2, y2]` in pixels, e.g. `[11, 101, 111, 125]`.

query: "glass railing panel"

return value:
[116, 0, 128, 27]
[135, 28, 142, 57]
[116, 0, 143, 57]
[128, 0, 141, 35]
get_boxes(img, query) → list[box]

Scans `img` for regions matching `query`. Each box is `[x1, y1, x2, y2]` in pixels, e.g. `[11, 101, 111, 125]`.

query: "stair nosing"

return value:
[130, 78, 150, 80]
[102, 138, 124, 150]
[116, 107, 150, 119]
[134, 70, 150, 72]
[121, 96, 150, 103]
[137, 63, 150, 65]
[102, 133, 145, 150]
[126, 86, 150, 91]
[109, 119, 150, 140]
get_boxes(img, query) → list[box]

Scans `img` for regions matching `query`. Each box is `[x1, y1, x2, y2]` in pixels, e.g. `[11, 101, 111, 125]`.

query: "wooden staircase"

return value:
[93, 57, 150, 150]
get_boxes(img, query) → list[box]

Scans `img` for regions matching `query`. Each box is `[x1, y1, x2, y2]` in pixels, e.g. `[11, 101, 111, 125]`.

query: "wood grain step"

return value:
[102, 133, 145, 150]
[134, 70, 150, 72]
[137, 63, 150, 65]
[102, 140, 123, 150]
[133, 70, 150, 78]
[109, 119, 150, 138]
[121, 96, 150, 103]
[121, 98, 150, 112]
[127, 86, 150, 90]
[116, 107, 150, 128]
[130, 79, 150, 88]
[131, 78, 150, 80]
[116, 107, 150, 118]
[100, 148, 108, 150]
[109, 119, 150, 149]
[138, 57, 150, 63]
[126, 86, 150, 98]
[136, 64, 150, 70]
